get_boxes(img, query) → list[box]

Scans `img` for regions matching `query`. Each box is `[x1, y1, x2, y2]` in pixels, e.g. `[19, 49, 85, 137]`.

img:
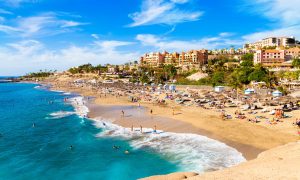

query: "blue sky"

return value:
[0, 0, 299, 75]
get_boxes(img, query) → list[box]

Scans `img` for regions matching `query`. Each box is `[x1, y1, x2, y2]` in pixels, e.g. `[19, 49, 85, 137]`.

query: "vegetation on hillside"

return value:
[23, 70, 56, 78]
[176, 53, 277, 89]
[68, 63, 108, 74]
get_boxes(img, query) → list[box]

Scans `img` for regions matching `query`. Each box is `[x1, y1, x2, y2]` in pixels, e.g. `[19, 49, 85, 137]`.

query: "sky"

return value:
[0, 0, 299, 75]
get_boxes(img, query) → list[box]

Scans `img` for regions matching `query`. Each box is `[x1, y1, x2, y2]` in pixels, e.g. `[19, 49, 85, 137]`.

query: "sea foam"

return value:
[48, 111, 75, 119]
[94, 121, 246, 172]
[69, 95, 246, 173]
[69, 96, 89, 118]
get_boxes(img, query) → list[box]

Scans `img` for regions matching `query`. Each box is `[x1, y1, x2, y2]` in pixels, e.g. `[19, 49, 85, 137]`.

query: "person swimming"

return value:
[113, 145, 120, 150]
[69, 145, 73, 150]
[32, 123, 35, 128]
[124, 150, 129, 154]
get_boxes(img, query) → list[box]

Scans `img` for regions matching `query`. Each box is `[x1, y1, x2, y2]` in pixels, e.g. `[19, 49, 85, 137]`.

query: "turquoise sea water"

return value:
[0, 83, 246, 180]
[0, 83, 178, 180]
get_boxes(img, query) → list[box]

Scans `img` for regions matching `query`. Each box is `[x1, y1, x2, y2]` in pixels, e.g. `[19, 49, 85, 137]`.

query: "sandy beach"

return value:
[41, 75, 300, 179]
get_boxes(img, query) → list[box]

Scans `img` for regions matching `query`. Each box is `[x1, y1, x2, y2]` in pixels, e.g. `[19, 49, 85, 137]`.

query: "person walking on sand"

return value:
[172, 107, 175, 116]
[150, 109, 153, 115]
[121, 110, 124, 117]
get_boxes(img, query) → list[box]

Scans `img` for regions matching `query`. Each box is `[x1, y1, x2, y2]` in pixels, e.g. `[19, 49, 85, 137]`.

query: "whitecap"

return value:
[48, 111, 75, 119]
[94, 120, 246, 173]
[69, 96, 89, 118]
[67, 95, 246, 173]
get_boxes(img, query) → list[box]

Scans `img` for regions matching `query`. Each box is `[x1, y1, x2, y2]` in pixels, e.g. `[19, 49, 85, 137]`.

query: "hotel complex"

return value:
[244, 36, 297, 49]
[140, 50, 208, 70]
[136, 36, 300, 71]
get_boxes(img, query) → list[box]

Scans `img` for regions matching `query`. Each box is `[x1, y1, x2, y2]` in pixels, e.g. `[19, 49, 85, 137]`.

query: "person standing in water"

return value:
[140, 125, 143, 133]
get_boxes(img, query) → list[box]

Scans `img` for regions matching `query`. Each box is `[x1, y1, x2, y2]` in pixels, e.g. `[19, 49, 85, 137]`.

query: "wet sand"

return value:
[87, 102, 263, 160]
[43, 76, 299, 161]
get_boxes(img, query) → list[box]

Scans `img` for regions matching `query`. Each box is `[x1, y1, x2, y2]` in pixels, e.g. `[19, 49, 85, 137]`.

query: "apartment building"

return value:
[179, 50, 208, 66]
[164, 52, 179, 65]
[285, 47, 300, 60]
[140, 50, 208, 68]
[254, 49, 286, 66]
[140, 52, 165, 67]
[245, 37, 296, 49]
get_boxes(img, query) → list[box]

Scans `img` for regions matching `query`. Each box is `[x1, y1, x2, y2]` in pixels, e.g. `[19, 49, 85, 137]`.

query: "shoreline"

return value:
[40, 80, 257, 160]
[44, 81, 262, 160]
[61, 91, 247, 173]
[36, 78, 300, 178]
[44, 80, 298, 158]
[87, 102, 261, 160]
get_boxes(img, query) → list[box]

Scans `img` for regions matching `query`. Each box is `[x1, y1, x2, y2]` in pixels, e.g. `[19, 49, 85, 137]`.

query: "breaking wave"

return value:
[94, 121, 246, 173]
[48, 111, 75, 119]
[68, 94, 246, 173]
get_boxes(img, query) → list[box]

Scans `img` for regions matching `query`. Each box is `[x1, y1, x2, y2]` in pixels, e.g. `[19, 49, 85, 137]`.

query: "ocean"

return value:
[0, 83, 245, 180]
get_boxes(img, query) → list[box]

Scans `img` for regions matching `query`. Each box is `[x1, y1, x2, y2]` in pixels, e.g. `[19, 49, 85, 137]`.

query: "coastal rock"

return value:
[186, 72, 208, 81]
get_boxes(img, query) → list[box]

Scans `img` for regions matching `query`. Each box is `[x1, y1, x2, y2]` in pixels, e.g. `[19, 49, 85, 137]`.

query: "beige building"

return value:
[254, 49, 287, 67]
[140, 52, 165, 67]
[285, 47, 300, 60]
[245, 37, 296, 49]
[140, 50, 208, 69]
[164, 52, 179, 65]
[178, 50, 208, 66]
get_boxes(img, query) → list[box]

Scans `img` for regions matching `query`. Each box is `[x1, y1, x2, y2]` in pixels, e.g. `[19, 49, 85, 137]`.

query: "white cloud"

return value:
[94, 40, 134, 51]
[128, 0, 203, 27]
[0, 39, 139, 76]
[136, 34, 242, 52]
[91, 34, 100, 39]
[245, 0, 300, 26]
[239, 0, 300, 43]
[0, 24, 20, 33]
[0, 9, 13, 15]
[0, 12, 87, 37]
[242, 25, 300, 43]
[8, 40, 43, 55]
[0, 0, 38, 7]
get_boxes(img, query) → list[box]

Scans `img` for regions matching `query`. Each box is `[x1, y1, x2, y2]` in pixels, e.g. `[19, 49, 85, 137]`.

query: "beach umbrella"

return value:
[272, 90, 283, 97]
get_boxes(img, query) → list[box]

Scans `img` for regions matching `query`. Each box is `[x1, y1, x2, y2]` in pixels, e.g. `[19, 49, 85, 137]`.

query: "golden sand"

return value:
[43, 76, 300, 179]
